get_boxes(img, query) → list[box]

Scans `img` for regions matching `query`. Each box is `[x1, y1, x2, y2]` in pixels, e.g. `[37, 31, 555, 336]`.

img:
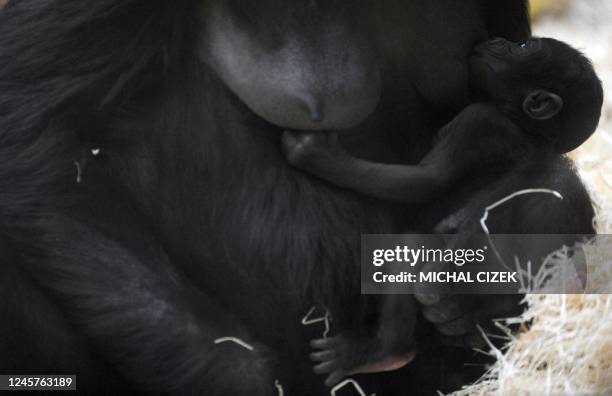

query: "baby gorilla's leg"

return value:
[311, 295, 418, 387]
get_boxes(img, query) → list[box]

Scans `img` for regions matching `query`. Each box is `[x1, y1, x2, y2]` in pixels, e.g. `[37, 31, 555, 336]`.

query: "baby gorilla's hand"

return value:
[310, 335, 416, 387]
[281, 130, 346, 170]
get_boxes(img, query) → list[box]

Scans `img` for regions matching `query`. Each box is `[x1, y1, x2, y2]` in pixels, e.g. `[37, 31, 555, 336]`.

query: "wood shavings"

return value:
[330, 378, 375, 396]
[479, 189, 563, 234]
[447, 235, 612, 395]
[74, 161, 82, 184]
[213, 337, 254, 351]
[302, 306, 331, 338]
[275, 380, 284, 396]
[213, 337, 286, 395]
[448, 294, 612, 396]
[448, 237, 612, 395]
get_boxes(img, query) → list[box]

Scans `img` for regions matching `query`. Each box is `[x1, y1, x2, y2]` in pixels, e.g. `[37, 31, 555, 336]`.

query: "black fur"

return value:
[0, 1, 593, 395]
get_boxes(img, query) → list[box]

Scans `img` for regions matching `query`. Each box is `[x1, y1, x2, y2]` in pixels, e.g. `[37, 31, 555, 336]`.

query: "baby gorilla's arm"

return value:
[282, 104, 531, 204]
[282, 130, 450, 203]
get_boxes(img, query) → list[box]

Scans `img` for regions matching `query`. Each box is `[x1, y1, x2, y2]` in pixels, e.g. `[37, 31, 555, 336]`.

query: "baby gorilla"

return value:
[283, 37, 603, 385]
[283, 37, 603, 203]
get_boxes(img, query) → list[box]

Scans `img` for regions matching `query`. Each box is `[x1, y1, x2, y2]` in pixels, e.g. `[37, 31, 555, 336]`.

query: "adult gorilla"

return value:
[0, 0, 594, 395]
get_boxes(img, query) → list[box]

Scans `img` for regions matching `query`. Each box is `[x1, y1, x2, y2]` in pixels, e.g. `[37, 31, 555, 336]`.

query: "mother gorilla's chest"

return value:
[110, 0, 488, 288]
[373, 0, 485, 114]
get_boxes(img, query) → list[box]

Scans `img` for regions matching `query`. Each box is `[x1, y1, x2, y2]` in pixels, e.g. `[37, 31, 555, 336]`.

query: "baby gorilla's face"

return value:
[468, 37, 543, 101]
[468, 36, 603, 153]
[469, 38, 564, 122]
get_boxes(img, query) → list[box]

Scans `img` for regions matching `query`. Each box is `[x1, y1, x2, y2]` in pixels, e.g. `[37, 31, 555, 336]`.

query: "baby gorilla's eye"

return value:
[510, 42, 529, 55]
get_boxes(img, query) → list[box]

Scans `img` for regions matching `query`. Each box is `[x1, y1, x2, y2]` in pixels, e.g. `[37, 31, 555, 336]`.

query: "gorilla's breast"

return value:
[199, 0, 484, 134]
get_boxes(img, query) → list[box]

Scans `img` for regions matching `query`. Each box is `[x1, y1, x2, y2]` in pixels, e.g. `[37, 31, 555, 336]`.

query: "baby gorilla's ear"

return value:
[522, 90, 564, 120]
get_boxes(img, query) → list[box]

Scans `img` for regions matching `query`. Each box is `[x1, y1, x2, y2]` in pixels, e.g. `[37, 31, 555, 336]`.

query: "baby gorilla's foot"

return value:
[310, 335, 370, 387]
[310, 335, 416, 387]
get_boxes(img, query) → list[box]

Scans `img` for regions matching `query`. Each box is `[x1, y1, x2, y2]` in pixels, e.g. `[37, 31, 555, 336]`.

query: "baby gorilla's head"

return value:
[470, 37, 603, 153]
